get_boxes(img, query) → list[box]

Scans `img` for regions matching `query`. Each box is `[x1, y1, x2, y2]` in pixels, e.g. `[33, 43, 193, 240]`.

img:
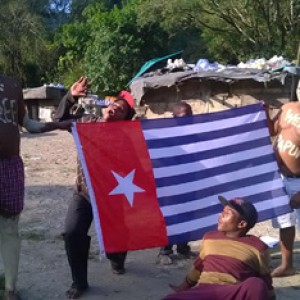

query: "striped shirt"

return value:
[0, 156, 24, 215]
[187, 231, 273, 292]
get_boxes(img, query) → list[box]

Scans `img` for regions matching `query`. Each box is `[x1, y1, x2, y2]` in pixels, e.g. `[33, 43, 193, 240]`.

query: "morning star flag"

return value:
[72, 103, 291, 253]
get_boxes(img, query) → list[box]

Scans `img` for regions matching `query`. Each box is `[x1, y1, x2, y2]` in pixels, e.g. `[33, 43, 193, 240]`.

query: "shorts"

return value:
[0, 156, 24, 216]
[272, 176, 300, 229]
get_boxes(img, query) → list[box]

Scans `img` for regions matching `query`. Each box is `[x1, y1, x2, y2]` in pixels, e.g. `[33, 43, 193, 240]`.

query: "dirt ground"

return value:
[1, 130, 300, 300]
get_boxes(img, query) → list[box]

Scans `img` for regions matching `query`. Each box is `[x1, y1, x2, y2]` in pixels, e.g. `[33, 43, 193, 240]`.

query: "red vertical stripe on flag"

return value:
[76, 120, 168, 252]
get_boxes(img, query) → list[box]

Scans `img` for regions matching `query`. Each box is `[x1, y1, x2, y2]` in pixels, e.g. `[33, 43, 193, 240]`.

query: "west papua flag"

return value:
[72, 103, 291, 253]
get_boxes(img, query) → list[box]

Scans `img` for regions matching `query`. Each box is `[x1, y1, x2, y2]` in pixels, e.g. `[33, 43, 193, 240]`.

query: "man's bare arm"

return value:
[22, 114, 72, 133]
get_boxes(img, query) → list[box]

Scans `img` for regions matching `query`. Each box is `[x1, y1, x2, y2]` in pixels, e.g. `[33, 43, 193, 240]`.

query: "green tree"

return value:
[54, 19, 91, 86]
[54, 0, 300, 94]
[134, 0, 300, 62]
[199, 0, 300, 62]
[83, 2, 148, 94]
[136, 0, 206, 61]
[0, 0, 49, 85]
[0, 0, 73, 86]
[53, 0, 120, 87]
[56, 1, 169, 93]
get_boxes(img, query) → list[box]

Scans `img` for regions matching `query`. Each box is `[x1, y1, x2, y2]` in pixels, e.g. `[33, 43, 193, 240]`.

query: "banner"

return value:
[72, 103, 290, 253]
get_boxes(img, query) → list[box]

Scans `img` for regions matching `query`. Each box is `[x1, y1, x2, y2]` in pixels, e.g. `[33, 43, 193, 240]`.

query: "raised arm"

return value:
[55, 76, 88, 121]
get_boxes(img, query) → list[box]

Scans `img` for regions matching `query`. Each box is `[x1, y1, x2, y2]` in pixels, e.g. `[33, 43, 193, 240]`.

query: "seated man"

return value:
[163, 196, 275, 300]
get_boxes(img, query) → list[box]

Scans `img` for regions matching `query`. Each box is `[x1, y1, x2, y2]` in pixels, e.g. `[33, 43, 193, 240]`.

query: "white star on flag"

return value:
[109, 170, 145, 206]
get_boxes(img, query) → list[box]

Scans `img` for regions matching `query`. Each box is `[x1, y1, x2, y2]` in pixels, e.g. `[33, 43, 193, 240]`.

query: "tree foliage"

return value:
[83, 1, 171, 94]
[55, 1, 172, 93]
[54, 20, 91, 86]
[136, 0, 206, 61]
[0, 0, 49, 85]
[0, 0, 299, 90]
[55, 0, 205, 93]
[199, 0, 300, 62]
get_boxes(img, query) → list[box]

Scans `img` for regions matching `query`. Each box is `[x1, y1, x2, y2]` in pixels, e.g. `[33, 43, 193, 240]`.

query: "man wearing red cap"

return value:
[163, 195, 275, 300]
[55, 76, 136, 299]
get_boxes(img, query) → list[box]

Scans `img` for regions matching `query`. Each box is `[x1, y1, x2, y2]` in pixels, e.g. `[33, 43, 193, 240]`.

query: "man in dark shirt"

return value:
[55, 76, 136, 299]
[0, 74, 71, 300]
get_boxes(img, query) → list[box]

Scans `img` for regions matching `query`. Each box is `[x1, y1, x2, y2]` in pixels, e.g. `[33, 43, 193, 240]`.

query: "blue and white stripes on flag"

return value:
[73, 103, 291, 252]
[141, 103, 291, 245]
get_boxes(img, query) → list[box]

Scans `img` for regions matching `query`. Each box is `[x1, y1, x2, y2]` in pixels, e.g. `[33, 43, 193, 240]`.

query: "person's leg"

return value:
[0, 215, 21, 300]
[157, 245, 173, 265]
[271, 225, 296, 277]
[176, 243, 191, 256]
[0, 156, 24, 300]
[106, 252, 127, 274]
[272, 176, 298, 277]
[64, 193, 93, 298]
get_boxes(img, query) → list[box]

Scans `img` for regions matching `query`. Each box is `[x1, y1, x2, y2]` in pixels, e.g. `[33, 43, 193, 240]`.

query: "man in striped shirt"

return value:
[163, 196, 275, 300]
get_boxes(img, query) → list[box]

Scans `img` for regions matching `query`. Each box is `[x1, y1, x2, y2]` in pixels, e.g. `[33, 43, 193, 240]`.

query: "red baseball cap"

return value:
[117, 90, 135, 108]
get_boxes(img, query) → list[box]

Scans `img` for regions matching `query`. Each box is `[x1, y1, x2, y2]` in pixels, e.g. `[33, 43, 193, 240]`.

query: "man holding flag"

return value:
[72, 100, 291, 254]
[55, 76, 136, 299]
[70, 87, 292, 299]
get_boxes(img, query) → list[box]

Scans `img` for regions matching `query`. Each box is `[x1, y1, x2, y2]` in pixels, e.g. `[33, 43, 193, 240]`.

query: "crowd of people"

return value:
[1, 74, 300, 300]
